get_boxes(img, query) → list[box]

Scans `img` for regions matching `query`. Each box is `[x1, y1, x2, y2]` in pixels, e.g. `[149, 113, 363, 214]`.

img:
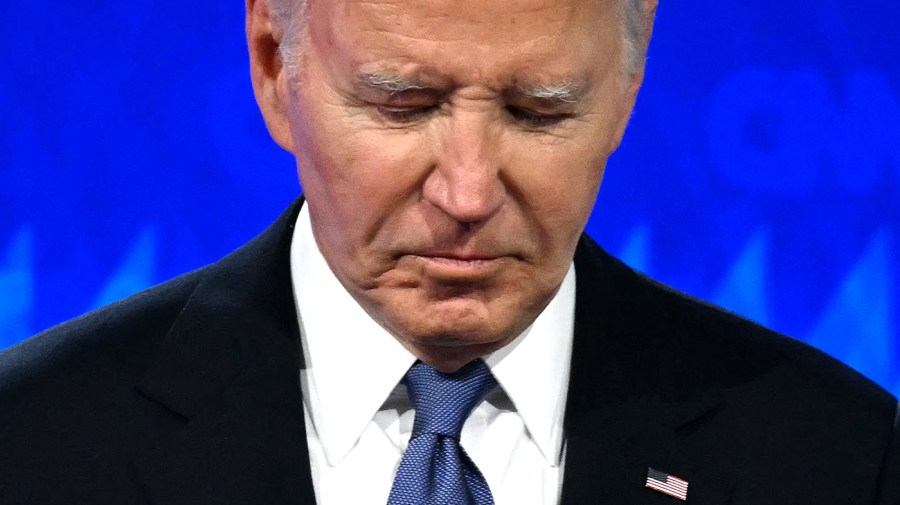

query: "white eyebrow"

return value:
[516, 82, 585, 104]
[359, 72, 428, 95]
[360, 72, 585, 103]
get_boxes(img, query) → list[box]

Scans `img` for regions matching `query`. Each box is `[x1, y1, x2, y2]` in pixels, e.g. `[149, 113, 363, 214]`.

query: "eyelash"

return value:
[505, 106, 569, 128]
[374, 104, 570, 129]
[376, 105, 440, 124]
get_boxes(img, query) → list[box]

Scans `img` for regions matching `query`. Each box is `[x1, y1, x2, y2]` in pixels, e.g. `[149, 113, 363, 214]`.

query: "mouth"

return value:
[408, 252, 511, 280]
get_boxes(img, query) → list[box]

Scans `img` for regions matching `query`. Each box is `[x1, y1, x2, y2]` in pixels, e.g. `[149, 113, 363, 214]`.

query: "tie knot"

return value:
[404, 360, 497, 439]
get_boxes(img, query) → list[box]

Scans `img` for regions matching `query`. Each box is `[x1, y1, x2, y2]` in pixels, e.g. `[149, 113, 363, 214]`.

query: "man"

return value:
[0, 0, 897, 504]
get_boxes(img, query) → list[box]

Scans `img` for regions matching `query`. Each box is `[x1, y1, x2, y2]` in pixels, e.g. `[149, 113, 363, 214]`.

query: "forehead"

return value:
[308, 0, 624, 89]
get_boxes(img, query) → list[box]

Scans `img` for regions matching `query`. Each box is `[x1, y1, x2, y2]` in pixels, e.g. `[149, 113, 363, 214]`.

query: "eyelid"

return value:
[375, 104, 440, 124]
[368, 100, 572, 128]
[505, 105, 572, 128]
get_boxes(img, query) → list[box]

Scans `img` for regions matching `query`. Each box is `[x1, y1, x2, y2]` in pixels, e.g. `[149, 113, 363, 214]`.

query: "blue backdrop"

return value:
[2, 0, 898, 395]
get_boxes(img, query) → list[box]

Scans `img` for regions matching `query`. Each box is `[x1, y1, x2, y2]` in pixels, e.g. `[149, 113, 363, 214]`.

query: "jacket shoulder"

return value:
[0, 267, 206, 501]
[576, 234, 895, 408]
[573, 235, 899, 502]
[640, 265, 895, 409]
[0, 267, 204, 417]
[0, 198, 302, 425]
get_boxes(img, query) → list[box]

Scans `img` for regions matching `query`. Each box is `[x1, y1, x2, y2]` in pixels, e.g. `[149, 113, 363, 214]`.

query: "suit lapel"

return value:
[560, 236, 735, 505]
[128, 198, 317, 505]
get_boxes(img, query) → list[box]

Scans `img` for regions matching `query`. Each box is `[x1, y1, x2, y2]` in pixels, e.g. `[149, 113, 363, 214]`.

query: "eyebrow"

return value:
[358, 70, 587, 104]
[514, 81, 586, 104]
[358, 72, 430, 95]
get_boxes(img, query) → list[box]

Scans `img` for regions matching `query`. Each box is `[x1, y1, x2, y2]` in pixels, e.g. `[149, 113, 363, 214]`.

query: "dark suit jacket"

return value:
[1, 198, 898, 504]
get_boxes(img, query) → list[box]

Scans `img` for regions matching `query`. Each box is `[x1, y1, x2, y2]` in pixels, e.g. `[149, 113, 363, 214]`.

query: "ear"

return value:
[247, 0, 295, 153]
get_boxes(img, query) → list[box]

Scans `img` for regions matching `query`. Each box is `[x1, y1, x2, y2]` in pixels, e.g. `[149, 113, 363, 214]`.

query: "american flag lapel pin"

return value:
[645, 467, 689, 501]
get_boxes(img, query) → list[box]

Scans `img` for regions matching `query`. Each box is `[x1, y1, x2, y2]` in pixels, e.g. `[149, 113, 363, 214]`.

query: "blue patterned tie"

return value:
[387, 360, 498, 505]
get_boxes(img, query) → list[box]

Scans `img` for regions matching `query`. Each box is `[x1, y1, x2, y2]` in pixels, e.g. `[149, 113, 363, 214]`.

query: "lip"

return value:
[410, 253, 509, 280]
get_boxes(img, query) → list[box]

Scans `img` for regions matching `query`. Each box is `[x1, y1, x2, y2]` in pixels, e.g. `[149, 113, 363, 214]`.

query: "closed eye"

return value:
[376, 105, 440, 124]
[505, 106, 571, 128]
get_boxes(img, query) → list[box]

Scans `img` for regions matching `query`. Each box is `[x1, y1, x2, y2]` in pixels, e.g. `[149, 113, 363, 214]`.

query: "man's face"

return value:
[258, 0, 644, 371]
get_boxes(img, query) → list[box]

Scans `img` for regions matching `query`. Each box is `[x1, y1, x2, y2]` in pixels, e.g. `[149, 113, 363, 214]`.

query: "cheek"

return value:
[292, 93, 433, 247]
[505, 136, 607, 242]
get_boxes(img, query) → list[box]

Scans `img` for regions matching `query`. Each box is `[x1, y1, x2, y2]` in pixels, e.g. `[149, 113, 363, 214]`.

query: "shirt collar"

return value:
[291, 204, 417, 466]
[291, 204, 575, 468]
[484, 264, 575, 467]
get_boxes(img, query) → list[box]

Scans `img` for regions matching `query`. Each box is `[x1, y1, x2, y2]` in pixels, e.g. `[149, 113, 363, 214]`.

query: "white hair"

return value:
[269, 0, 309, 77]
[619, 0, 650, 75]
[269, 0, 650, 77]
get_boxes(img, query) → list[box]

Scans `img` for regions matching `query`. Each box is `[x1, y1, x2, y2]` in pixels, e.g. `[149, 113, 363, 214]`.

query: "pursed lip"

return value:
[406, 251, 513, 279]
[418, 252, 503, 262]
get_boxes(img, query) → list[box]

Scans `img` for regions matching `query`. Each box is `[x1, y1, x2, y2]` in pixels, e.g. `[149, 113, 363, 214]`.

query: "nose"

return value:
[422, 112, 506, 224]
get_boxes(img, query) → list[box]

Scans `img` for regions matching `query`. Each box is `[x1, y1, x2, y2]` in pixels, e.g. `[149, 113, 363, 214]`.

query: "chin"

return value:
[390, 297, 510, 342]
[355, 271, 552, 368]
[394, 317, 509, 348]
[380, 305, 525, 372]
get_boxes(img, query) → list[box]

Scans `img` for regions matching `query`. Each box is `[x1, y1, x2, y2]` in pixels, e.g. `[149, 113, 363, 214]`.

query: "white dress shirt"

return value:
[290, 205, 575, 505]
